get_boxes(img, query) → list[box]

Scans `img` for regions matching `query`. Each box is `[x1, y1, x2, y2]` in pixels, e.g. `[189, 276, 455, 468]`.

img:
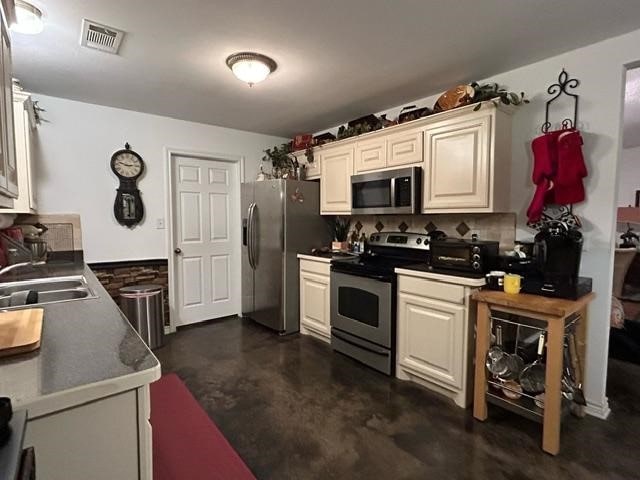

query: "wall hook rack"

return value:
[541, 69, 580, 133]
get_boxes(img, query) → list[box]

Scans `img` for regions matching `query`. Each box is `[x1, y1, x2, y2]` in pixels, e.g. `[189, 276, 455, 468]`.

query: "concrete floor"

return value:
[155, 317, 640, 480]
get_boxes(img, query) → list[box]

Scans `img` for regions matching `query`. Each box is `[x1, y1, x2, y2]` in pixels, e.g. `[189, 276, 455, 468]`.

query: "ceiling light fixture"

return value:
[226, 52, 277, 87]
[12, 0, 44, 34]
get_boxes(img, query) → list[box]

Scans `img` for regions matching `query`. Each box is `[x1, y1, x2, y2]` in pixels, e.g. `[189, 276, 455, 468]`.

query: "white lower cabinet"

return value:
[24, 386, 153, 480]
[396, 274, 476, 408]
[299, 258, 331, 342]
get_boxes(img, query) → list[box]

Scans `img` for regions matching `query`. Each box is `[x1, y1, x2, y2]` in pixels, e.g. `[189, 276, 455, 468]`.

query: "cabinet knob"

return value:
[174, 248, 182, 254]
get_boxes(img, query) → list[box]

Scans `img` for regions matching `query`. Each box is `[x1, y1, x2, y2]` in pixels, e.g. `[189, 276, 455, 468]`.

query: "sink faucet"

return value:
[0, 261, 46, 277]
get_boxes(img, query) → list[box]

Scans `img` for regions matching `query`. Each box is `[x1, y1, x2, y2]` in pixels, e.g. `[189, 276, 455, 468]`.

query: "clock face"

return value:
[113, 152, 143, 178]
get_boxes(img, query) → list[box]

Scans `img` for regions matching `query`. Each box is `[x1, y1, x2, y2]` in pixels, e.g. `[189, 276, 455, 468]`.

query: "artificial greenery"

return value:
[262, 143, 293, 170]
[471, 82, 529, 110]
[329, 216, 351, 242]
[305, 145, 314, 164]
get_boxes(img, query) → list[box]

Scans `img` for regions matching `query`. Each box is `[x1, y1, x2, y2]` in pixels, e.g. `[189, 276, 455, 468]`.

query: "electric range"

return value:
[329, 232, 431, 375]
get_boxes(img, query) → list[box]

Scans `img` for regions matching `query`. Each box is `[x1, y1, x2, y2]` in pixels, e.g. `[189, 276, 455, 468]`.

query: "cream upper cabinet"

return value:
[354, 137, 386, 173]
[2, 32, 16, 198]
[396, 274, 477, 408]
[422, 106, 511, 213]
[320, 145, 353, 214]
[354, 128, 423, 174]
[6, 90, 37, 214]
[294, 150, 320, 180]
[299, 258, 331, 342]
[386, 129, 423, 167]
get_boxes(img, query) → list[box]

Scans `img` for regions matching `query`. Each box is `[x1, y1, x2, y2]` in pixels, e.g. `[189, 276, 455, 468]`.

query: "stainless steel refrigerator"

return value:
[241, 179, 331, 334]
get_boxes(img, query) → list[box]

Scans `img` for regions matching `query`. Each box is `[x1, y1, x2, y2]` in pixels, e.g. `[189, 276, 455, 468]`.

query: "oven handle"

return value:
[331, 329, 389, 356]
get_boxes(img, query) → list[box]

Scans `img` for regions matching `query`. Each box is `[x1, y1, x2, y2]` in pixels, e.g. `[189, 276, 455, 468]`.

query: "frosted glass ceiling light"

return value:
[12, 1, 44, 34]
[226, 52, 277, 87]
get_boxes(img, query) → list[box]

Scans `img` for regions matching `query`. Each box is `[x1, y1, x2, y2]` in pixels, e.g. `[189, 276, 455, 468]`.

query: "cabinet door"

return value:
[300, 271, 330, 337]
[423, 114, 491, 211]
[2, 32, 17, 197]
[354, 137, 386, 173]
[0, 27, 8, 194]
[320, 145, 353, 214]
[294, 150, 320, 179]
[397, 292, 465, 389]
[387, 129, 423, 167]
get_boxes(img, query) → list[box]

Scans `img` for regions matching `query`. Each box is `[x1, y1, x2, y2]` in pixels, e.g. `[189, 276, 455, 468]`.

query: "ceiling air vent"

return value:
[80, 19, 125, 54]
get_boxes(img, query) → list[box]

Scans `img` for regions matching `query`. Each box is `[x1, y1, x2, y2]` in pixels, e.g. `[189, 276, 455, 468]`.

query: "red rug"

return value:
[150, 373, 256, 480]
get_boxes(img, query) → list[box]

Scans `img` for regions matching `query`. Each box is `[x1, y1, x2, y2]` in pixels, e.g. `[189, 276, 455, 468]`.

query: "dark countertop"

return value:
[0, 260, 160, 419]
[0, 410, 26, 480]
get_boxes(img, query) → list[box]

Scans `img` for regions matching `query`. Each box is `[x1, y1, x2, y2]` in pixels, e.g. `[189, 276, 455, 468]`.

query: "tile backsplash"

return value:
[350, 213, 516, 251]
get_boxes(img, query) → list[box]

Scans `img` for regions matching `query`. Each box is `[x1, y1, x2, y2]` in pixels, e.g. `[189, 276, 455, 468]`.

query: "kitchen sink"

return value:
[0, 275, 97, 308]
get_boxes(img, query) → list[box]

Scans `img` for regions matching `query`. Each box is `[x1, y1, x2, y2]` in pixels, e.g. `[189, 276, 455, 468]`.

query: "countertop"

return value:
[0, 260, 161, 419]
[472, 289, 595, 317]
[297, 252, 357, 263]
[395, 264, 487, 287]
[0, 410, 26, 480]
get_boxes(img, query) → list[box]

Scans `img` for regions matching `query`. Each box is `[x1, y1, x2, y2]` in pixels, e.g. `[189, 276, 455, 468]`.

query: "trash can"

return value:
[119, 285, 165, 349]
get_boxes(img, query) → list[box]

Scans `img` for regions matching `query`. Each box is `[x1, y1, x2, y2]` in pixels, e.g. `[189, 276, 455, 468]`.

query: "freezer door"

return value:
[251, 180, 285, 331]
[282, 180, 330, 334]
[241, 182, 255, 316]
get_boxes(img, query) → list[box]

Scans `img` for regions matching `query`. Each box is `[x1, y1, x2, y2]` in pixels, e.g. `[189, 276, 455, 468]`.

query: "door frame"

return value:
[164, 147, 245, 333]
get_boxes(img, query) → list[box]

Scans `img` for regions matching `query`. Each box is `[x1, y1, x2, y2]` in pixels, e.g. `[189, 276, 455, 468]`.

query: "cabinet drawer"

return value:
[355, 138, 386, 173]
[398, 275, 465, 304]
[299, 259, 330, 276]
[387, 130, 423, 167]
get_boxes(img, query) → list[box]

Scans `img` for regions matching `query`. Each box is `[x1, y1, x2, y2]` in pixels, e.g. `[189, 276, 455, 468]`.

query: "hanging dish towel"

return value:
[526, 129, 587, 223]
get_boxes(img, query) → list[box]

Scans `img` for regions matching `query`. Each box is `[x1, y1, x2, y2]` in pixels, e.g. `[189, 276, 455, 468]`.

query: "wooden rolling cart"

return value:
[472, 290, 595, 455]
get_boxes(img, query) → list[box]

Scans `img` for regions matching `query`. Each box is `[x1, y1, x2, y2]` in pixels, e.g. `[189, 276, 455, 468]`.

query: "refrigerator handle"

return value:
[248, 203, 257, 270]
[242, 218, 248, 246]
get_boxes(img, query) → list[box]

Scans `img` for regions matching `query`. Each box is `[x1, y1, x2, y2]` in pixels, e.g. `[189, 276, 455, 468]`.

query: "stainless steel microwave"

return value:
[351, 166, 421, 215]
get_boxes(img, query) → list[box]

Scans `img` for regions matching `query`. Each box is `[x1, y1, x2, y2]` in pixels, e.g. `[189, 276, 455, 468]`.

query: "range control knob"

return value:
[472, 246, 481, 253]
[472, 253, 481, 261]
[370, 234, 375, 241]
[376, 235, 381, 241]
[416, 237, 423, 245]
[472, 261, 481, 270]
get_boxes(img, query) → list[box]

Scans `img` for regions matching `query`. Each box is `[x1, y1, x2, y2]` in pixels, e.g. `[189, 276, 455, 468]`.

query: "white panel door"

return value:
[397, 292, 465, 389]
[423, 115, 491, 211]
[172, 156, 240, 326]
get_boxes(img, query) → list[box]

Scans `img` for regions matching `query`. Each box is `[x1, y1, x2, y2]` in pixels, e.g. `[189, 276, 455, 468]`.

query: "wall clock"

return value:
[111, 142, 145, 227]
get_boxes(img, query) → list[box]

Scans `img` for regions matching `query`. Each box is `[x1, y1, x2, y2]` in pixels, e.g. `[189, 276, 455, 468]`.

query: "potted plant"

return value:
[470, 82, 529, 110]
[329, 216, 351, 251]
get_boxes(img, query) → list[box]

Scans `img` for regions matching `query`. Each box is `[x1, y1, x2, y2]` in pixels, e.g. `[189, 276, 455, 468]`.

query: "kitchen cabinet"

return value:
[299, 257, 331, 342]
[24, 385, 152, 480]
[320, 144, 353, 214]
[354, 137, 386, 173]
[396, 272, 481, 408]
[423, 106, 511, 213]
[5, 89, 37, 213]
[354, 128, 423, 174]
[0, 7, 15, 207]
[293, 150, 320, 180]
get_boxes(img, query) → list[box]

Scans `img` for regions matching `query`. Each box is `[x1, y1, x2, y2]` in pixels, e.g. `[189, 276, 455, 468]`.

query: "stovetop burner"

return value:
[331, 232, 431, 278]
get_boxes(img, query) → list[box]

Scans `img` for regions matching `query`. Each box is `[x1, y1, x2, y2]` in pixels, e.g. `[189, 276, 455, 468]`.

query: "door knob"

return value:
[174, 248, 182, 254]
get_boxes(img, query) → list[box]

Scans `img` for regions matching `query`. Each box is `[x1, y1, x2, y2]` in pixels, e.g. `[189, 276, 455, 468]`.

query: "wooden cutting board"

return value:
[0, 308, 44, 358]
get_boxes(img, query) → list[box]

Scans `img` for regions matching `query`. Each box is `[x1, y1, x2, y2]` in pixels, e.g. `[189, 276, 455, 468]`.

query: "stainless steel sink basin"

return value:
[0, 275, 97, 308]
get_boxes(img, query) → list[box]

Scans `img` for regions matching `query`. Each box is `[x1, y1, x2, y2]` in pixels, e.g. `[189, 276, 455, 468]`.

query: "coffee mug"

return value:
[485, 271, 505, 290]
[504, 274, 522, 294]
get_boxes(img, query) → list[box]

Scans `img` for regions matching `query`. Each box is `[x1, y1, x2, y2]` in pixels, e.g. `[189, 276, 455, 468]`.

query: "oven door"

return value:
[330, 271, 392, 348]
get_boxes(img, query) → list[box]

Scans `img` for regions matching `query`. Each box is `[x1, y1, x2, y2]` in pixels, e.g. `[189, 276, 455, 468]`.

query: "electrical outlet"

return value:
[156, 218, 165, 229]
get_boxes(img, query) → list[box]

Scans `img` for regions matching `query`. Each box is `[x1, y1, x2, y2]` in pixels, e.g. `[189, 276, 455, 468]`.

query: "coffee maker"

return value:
[521, 221, 592, 299]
